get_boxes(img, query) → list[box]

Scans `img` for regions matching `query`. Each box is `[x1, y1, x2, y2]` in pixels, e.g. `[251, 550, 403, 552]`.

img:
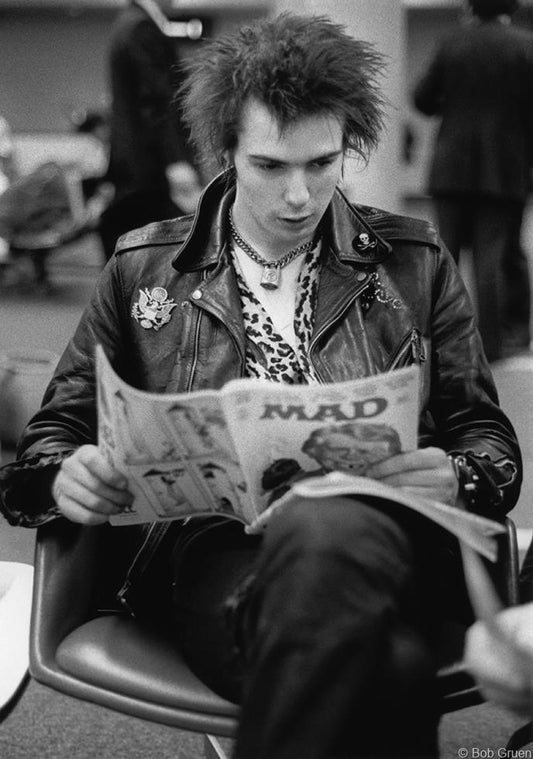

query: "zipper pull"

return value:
[411, 329, 426, 363]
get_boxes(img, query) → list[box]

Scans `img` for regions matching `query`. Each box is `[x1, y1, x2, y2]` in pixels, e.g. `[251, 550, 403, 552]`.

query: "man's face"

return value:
[231, 99, 344, 254]
[311, 433, 392, 475]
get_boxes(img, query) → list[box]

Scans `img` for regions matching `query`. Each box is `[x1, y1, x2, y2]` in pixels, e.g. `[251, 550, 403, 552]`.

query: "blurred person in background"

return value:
[71, 110, 112, 208]
[0, 115, 16, 264]
[0, 115, 15, 194]
[414, 0, 533, 362]
[100, 0, 201, 261]
[70, 109, 115, 240]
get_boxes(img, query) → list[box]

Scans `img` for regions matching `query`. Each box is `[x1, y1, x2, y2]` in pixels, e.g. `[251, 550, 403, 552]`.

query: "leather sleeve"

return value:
[0, 257, 127, 526]
[426, 246, 521, 515]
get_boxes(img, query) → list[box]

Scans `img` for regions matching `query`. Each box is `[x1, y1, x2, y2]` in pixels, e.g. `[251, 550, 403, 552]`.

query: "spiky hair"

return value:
[177, 13, 386, 169]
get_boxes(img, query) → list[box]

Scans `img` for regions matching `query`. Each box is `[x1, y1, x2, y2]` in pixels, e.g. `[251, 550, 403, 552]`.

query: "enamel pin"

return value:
[355, 232, 377, 252]
[131, 286, 177, 331]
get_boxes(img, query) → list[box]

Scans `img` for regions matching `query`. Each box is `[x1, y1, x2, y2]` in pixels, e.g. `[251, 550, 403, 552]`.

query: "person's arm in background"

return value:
[413, 47, 445, 117]
[465, 604, 533, 717]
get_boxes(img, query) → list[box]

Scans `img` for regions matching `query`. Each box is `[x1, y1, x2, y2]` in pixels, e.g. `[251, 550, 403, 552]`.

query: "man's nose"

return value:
[284, 171, 310, 207]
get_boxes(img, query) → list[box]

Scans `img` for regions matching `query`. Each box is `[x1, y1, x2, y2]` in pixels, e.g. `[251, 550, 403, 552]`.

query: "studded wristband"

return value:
[448, 453, 480, 509]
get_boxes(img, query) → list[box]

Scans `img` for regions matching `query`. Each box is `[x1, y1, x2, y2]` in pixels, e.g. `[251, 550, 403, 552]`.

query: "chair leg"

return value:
[29, 250, 50, 287]
[204, 734, 229, 759]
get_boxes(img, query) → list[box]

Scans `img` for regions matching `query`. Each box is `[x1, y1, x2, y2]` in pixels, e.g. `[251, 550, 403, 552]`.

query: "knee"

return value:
[268, 495, 411, 561]
[244, 498, 420, 654]
[263, 495, 414, 592]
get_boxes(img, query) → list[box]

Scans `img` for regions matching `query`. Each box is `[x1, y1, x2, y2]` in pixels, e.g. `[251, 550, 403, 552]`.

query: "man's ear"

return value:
[221, 150, 232, 170]
[221, 151, 237, 180]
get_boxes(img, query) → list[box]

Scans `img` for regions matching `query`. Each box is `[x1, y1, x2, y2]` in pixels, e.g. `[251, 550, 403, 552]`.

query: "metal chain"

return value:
[229, 209, 317, 270]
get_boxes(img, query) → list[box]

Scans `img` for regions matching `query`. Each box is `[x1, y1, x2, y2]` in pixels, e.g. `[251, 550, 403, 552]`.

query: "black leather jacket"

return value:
[0, 173, 521, 534]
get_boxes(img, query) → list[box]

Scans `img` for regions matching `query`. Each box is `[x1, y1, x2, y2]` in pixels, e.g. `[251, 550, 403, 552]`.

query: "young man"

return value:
[0, 14, 521, 758]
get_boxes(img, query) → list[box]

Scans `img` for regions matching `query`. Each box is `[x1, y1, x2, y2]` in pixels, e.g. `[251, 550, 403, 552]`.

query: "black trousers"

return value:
[170, 498, 451, 759]
[434, 194, 528, 361]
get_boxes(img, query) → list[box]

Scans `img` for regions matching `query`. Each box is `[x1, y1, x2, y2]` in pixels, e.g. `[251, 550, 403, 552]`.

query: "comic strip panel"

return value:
[163, 396, 238, 459]
[189, 457, 250, 522]
[111, 393, 181, 464]
[129, 461, 218, 520]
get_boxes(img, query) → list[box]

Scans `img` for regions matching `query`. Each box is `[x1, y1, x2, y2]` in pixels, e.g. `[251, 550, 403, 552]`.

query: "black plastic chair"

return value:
[29, 516, 520, 758]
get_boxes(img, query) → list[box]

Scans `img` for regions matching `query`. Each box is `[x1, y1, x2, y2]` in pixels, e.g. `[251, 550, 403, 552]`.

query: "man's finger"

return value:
[57, 463, 132, 507]
[56, 494, 114, 525]
[367, 448, 445, 478]
[56, 477, 129, 515]
[71, 445, 128, 489]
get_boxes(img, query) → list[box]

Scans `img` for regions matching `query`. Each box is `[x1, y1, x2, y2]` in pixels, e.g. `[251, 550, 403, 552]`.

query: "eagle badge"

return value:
[131, 286, 177, 331]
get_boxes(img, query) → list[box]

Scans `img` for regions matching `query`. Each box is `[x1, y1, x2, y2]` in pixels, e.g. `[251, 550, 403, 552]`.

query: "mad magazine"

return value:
[96, 345, 505, 562]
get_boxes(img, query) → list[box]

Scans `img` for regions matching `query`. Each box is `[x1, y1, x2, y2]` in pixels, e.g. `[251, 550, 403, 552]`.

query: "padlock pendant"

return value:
[260, 265, 280, 290]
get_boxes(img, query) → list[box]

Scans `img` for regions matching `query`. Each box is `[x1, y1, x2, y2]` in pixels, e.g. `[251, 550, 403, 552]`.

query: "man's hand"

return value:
[166, 161, 202, 214]
[465, 605, 533, 717]
[52, 444, 133, 525]
[366, 447, 459, 505]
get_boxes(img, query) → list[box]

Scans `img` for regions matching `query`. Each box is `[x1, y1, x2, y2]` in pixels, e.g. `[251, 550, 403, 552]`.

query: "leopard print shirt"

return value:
[230, 242, 321, 384]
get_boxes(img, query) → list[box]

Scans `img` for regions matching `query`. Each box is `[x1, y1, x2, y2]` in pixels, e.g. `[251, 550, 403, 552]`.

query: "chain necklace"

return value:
[229, 208, 319, 290]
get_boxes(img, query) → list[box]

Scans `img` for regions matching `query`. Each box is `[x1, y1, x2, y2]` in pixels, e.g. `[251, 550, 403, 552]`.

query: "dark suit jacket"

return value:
[107, 1, 193, 202]
[414, 19, 533, 200]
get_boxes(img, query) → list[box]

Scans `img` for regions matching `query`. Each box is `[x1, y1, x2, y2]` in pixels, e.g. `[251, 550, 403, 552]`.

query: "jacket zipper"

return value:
[117, 522, 170, 615]
[185, 271, 210, 392]
[309, 276, 373, 383]
[186, 307, 203, 392]
[386, 327, 426, 372]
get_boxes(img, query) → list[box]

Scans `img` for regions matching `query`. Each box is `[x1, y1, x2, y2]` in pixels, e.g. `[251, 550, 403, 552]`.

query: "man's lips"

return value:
[280, 214, 312, 224]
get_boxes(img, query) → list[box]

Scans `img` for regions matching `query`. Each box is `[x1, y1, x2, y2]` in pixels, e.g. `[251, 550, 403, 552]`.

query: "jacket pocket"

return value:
[385, 327, 426, 371]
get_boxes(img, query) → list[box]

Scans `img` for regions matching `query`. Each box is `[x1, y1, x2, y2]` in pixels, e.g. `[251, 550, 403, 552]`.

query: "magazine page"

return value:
[248, 472, 505, 562]
[221, 365, 421, 520]
[96, 348, 507, 563]
[96, 345, 251, 525]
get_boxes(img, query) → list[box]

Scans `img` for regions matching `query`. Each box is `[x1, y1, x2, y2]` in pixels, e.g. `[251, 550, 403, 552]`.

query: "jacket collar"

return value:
[171, 171, 391, 272]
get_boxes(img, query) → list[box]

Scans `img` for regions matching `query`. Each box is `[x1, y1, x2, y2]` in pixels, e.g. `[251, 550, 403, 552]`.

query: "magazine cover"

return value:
[223, 366, 420, 517]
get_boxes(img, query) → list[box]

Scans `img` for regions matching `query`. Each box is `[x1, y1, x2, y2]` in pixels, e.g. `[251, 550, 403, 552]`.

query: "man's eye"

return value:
[312, 158, 335, 168]
[256, 162, 281, 171]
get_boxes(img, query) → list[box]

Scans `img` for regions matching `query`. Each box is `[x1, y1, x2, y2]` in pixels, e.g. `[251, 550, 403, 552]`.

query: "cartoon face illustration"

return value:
[142, 466, 189, 514]
[301, 422, 401, 476]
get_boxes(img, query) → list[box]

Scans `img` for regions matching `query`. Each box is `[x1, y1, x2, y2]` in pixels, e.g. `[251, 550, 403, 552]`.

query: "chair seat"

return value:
[56, 614, 239, 729]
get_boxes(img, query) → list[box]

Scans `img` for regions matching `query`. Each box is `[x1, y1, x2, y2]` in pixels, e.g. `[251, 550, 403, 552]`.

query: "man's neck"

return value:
[231, 202, 314, 263]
